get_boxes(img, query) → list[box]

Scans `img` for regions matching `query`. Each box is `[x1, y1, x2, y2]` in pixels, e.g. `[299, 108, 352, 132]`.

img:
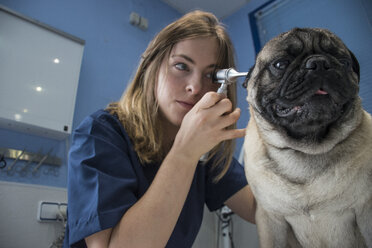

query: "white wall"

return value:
[193, 207, 219, 248]
[0, 181, 67, 248]
[194, 207, 259, 248]
[231, 215, 259, 248]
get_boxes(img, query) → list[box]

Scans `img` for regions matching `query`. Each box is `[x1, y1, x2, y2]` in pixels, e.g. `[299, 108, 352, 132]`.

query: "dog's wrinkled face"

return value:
[245, 28, 360, 141]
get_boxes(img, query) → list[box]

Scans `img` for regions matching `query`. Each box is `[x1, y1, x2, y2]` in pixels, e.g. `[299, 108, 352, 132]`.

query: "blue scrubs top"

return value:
[63, 109, 247, 248]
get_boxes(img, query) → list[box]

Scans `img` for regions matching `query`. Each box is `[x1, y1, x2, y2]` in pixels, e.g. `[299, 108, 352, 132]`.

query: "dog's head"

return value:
[244, 28, 360, 143]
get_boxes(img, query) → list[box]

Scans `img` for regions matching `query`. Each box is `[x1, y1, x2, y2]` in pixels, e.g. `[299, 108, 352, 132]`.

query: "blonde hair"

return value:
[107, 10, 237, 182]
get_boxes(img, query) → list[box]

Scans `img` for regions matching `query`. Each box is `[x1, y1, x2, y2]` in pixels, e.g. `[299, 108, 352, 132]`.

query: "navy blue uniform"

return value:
[63, 109, 247, 247]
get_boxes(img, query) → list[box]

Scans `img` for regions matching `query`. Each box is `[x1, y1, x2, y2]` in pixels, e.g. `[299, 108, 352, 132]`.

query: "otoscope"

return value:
[214, 68, 248, 94]
[199, 68, 249, 162]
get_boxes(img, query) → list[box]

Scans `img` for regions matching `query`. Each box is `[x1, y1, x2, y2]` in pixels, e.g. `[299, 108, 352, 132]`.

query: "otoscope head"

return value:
[213, 68, 248, 94]
[213, 68, 235, 84]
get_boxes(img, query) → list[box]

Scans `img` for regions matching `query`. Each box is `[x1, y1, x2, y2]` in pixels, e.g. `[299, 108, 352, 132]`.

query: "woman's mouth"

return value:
[177, 100, 195, 110]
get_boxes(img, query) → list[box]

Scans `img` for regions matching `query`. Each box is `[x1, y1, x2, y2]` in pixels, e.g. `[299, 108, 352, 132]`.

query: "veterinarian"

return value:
[63, 10, 256, 248]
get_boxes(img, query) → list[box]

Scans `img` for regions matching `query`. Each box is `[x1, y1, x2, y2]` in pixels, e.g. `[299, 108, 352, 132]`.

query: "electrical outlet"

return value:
[129, 12, 140, 26]
[129, 12, 148, 31]
[138, 17, 148, 30]
[37, 201, 67, 222]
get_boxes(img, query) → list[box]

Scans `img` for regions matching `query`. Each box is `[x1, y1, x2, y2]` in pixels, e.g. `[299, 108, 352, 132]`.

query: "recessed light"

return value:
[53, 58, 60, 64]
[14, 113, 22, 121]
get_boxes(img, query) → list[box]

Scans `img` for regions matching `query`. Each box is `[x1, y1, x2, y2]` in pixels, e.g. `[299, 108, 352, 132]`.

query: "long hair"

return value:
[107, 10, 237, 182]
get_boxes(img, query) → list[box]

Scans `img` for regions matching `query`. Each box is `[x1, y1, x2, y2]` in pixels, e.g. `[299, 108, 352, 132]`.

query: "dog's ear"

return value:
[242, 66, 254, 88]
[348, 49, 360, 82]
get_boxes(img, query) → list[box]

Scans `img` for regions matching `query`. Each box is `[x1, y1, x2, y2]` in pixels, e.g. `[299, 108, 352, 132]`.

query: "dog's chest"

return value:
[285, 210, 366, 247]
[244, 142, 366, 215]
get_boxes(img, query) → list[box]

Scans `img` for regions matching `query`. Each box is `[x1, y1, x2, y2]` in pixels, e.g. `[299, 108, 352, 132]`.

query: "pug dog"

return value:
[243, 28, 372, 248]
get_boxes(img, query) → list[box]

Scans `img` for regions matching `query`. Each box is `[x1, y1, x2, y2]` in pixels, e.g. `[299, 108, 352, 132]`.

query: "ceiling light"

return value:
[14, 113, 22, 121]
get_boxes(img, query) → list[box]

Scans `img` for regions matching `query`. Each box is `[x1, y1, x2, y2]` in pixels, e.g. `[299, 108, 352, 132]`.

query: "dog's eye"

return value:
[339, 58, 351, 69]
[273, 60, 290, 70]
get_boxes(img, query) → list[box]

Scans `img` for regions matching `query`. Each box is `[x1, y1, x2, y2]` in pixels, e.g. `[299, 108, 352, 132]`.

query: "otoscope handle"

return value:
[217, 84, 228, 94]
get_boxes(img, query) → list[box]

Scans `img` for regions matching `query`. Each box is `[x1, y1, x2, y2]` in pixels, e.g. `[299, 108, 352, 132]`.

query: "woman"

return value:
[64, 10, 256, 248]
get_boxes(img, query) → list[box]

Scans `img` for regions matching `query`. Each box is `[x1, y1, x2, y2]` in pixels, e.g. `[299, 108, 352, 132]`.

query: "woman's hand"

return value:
[173, 92, 245, 161]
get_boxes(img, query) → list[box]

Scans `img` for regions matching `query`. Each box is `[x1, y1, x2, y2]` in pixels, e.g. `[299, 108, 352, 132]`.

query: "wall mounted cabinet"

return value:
[0, 5, 85, 139]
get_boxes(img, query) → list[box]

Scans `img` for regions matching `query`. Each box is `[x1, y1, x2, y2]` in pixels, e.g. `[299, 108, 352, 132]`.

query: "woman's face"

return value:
[156, 37, 220, 129]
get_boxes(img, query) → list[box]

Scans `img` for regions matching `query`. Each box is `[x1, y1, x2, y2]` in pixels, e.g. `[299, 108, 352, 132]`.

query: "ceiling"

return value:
[161, 0, 251, 19]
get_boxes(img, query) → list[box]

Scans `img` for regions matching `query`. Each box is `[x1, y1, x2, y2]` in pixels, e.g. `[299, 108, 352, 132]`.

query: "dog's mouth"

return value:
[275, 104, 302, 118]
[274, 88, 329, 118]
[267, 83, 356, 140]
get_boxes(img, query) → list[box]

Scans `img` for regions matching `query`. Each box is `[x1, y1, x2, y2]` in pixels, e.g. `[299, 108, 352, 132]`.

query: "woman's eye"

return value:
[175, 63, 188, 71]
[205, 72, 213, 79]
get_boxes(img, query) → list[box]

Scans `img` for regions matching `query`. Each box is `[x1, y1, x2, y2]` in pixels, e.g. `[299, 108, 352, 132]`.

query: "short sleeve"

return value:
[205, 158, 248, 211]
[67, 110, 142, 245]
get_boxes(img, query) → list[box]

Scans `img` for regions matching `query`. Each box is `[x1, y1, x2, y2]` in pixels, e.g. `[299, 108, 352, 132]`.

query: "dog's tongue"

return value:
[315, 89, 328, 95]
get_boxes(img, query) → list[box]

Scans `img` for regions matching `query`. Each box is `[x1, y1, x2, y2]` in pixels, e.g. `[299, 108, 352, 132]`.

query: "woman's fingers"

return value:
[175, 92, 245, 158]
[195, 92, 233, 117]
[214, 98, 233, 116]
[215, 108, 246, 141]
[193, 93, 242, 136]
[220, 127, 246, 141]
[196, 92, 225, 110]
[217, 107, 241, 129]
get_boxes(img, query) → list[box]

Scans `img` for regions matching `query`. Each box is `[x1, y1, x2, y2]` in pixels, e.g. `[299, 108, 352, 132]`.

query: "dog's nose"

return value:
[305, 56, 331, 71]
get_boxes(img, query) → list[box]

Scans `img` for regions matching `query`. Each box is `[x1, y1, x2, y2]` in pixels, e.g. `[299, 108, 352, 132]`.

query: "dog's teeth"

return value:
[275, 104, 300, 117]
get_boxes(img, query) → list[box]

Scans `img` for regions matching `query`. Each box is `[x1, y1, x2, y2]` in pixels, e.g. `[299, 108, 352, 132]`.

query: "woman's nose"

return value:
[185, 73, 203, 94]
